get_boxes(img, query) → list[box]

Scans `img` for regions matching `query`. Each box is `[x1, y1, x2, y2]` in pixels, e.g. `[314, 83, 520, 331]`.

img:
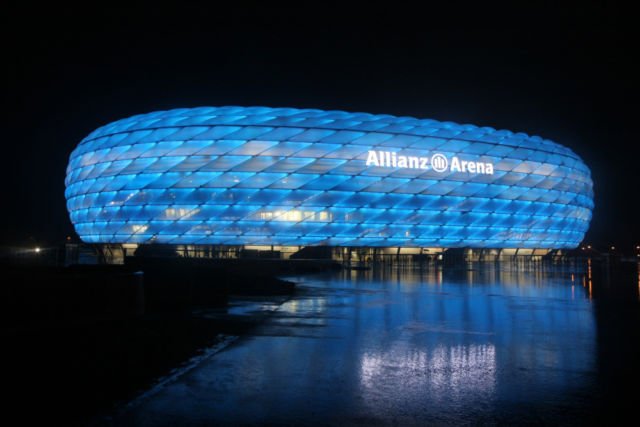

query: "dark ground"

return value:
[0, 260, 304, 426]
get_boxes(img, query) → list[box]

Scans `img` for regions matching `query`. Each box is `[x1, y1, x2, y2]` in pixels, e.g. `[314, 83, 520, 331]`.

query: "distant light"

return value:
[587, 245, 592, 249]
[35, 247, 41, 253]
[636, 245, 640, 250]
[581, 247, 585, 250]
[611, 246, 615, 251]
[66, 236, 71, 241]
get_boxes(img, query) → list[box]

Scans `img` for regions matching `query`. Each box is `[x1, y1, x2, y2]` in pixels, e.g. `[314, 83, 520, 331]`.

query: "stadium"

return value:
[65, 106, 593, 261]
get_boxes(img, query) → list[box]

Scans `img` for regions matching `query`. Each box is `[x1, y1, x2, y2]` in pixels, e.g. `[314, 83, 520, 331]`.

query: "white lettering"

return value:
[366, 150, 380, 166]
[450, 157, 461, 172]
[365, 150, 494, 175]
[467, 162, 476, 173]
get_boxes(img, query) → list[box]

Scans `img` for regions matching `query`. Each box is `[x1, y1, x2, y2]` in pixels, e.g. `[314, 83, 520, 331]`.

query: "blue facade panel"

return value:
[65, 106, 594, 248]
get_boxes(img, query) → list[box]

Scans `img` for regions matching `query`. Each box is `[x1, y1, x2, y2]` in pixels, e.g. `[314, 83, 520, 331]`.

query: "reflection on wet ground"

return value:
[109, 263, 640, 425]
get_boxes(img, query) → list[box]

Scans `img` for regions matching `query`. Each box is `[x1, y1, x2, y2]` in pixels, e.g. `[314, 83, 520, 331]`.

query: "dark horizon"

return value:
[3, 2, 639, 249]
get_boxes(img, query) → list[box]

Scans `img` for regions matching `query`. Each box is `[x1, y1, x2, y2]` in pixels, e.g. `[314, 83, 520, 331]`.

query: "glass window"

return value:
[203, 172, 255, 188]
[167, 141, 216, 156]
[264, 157, 315, 173]
[195, 140, 245, 155]
[255, 127, 305, 141]
[229, 140, 279, 155]
[268, 174, 320, 189]
[392, 179, 437, 194]
[119, 130, 154, 145]
[363, 177, 409, 193]
[169, 156, 214, 172]
[163, 126, 210, 141]
[333, 176, 381, 192]
[296, 158, 346, 174]
[122, 173, 165, 190]
[323, 145, 368, 160]
[302, 190, 354, 207]
[101, 160, 133, 177]
[320, 130, 365, 144]
[366, 193, 412, 209]
[200, 155, 251, 171]
[173, 172, 222, 188]
[224, 126, 274, 140]
[102, 175, 136, 192]
[235, 172, 287, 189]
[116, 143, 156, 160]
[119, 157, 158, 174]
[145, 156, 187, 172]
[144, 172, 184, 189]
[261, 141, 311, 156]
[231, 156, 278, 172]
[295, 143, 341, 157]
[288, 128, 335, 142]
[246, 189, 289, 204]
[83, 162, 112, 180]
[350, 132, 393, 146]
[300, 174, 351, 190]
[138, 141, 184, 158]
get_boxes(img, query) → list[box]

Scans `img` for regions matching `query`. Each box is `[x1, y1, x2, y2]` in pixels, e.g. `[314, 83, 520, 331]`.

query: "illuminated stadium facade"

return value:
[65, 106, 593, 257]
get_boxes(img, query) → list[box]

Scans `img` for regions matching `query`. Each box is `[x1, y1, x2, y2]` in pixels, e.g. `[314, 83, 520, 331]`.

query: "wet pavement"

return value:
[106, 263, 640, 425]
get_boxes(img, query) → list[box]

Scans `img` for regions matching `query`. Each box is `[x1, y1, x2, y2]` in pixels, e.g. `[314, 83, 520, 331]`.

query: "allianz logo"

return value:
[365, 150, 495, 175]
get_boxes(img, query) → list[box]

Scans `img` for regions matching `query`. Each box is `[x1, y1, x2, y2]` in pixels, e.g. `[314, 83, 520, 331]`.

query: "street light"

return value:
[35, 247, 41, 253]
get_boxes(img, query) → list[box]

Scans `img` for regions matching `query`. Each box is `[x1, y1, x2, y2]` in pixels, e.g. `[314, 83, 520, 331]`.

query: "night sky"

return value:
[3, 2, 639, 250]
